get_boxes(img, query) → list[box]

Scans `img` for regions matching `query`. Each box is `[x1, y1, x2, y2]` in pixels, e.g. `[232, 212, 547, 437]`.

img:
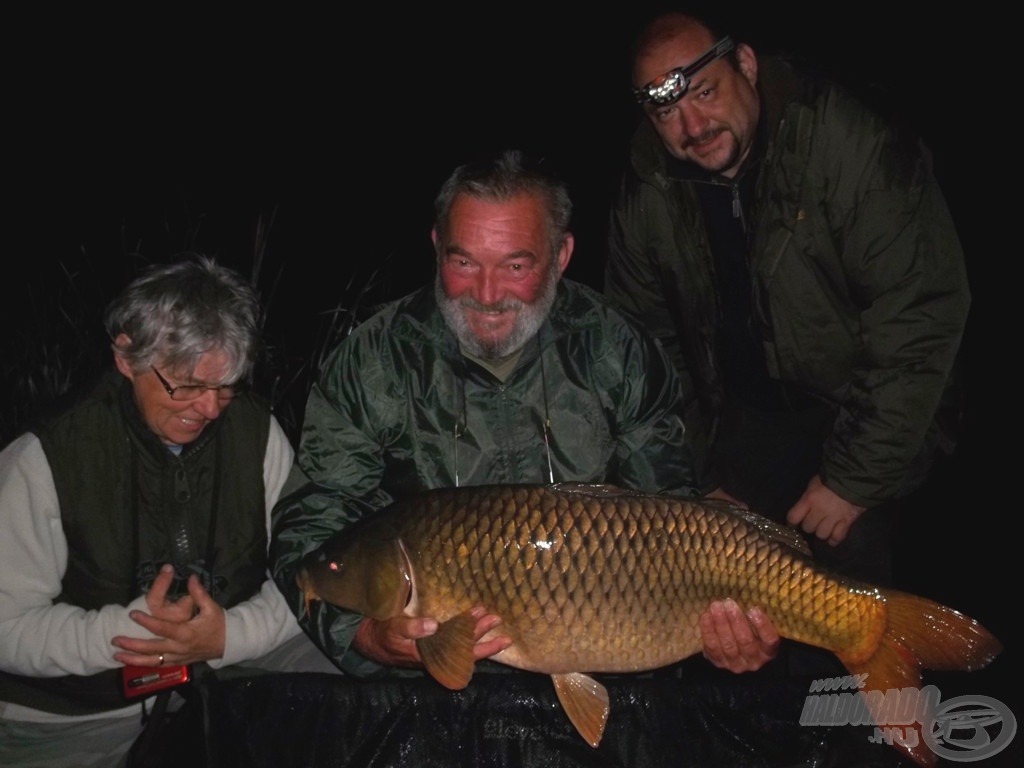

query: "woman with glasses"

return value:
[0, 255, 335, 767]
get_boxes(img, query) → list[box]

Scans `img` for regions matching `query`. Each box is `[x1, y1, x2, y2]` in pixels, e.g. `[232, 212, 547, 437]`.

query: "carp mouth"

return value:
[399, 538, 419, 617]
[296, 529, 413, 620]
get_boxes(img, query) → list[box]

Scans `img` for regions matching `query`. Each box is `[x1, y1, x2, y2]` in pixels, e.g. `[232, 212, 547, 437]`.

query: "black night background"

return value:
[6, 4, 1017, 762]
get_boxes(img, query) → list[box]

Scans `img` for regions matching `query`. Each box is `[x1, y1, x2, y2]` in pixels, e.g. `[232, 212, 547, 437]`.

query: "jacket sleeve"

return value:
[597, 307, 699, 497]
[0, 434, 158, 677]
[607, 172, 722, 488]
[606, 173, 690, 376]
[813, 93, 970, 507]
[212, 415, 303, 668]
[270, 337, 396, 677]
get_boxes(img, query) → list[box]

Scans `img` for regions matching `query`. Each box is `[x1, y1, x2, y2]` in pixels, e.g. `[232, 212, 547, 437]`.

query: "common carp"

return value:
[296, 483, 1001, 767]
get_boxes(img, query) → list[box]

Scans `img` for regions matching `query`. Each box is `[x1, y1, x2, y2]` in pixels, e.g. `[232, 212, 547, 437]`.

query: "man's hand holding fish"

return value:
[700, 599, 780, 673]
[352, 605, 512, 668]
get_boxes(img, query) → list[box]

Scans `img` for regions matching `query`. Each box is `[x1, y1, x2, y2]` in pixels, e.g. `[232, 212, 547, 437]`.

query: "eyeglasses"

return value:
[633, 37, 735, 106]
[151, 366, 237, 402]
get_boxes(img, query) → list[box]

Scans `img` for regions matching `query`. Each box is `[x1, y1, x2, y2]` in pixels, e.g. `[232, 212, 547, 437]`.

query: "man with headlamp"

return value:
[606, 12, 970, 586]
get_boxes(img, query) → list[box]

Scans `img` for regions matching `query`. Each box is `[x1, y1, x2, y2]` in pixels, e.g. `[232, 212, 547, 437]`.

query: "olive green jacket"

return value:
[606, 57, 970, 508]
[271, 280, 695, 674]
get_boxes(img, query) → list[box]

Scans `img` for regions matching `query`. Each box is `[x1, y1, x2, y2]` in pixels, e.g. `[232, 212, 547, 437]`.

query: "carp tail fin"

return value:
[551, 672, 609, 748]
[836, 589, 1002, 768]
[418, 611, 477, 690]
[877, 589, 1002, 673]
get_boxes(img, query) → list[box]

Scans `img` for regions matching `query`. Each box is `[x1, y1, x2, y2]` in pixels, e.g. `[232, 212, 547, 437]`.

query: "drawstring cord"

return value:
[538, 343, 554, 484]
[453, 361, 467, 488]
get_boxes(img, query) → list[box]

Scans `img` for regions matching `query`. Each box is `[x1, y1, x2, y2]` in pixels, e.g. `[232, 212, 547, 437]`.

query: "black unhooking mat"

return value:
[200, 665, 917, 768]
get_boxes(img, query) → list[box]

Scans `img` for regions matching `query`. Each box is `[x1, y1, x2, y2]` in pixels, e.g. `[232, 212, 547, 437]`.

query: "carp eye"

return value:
[329, 561, 340, 572]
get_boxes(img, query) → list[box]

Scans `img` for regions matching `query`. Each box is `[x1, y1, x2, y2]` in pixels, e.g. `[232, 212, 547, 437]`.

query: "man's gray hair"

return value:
[433, 149, 572, 258]
[104, 254, 261, 382]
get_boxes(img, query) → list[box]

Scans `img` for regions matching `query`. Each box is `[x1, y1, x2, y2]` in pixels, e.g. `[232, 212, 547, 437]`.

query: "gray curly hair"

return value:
[104, 255, 261, 382]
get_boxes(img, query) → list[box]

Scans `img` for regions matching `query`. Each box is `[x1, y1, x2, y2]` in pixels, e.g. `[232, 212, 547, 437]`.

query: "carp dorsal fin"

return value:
[552, 483, 812, 557]
[418, 610, 476, 690]
[701, 500, 813, 557]
[551, 672, 609, 747]
[550, 482, 629, 497]
[737, 507, 812, 557]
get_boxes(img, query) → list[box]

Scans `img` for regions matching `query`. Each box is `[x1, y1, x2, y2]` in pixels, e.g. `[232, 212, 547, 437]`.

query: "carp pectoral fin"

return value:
[294, 569, 318, 619]
[551, 672, 609, 748]
[417, 611, 476, 691]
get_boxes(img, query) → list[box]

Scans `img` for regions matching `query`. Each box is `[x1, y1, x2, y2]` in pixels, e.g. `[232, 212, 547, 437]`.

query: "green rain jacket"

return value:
[606, 56, 970, 508]
[272, 280, 695, 674]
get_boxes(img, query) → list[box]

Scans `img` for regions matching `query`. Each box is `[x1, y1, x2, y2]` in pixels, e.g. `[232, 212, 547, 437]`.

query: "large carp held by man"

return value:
[296, 483, 1001, 767]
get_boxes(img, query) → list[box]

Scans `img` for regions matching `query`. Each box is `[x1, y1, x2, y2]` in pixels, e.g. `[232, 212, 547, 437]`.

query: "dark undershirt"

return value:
[667, 127, 814, 413]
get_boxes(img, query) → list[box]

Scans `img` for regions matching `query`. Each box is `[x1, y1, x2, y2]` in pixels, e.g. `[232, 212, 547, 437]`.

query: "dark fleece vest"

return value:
[0, 372, 270, 715]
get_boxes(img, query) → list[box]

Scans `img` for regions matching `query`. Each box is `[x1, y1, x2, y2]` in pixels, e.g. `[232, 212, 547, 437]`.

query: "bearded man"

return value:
[271, 150, 779, 678]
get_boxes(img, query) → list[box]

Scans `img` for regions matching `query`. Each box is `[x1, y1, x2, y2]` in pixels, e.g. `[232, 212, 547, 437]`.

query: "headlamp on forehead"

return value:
[633, 36, 736, 106]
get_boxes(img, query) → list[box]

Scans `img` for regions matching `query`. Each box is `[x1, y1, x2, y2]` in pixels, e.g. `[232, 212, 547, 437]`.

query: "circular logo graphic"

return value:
[924, 695, 1016, 762]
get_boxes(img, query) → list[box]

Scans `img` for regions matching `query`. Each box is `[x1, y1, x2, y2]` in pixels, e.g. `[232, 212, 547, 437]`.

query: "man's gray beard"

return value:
[435, 268, 559, 361]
